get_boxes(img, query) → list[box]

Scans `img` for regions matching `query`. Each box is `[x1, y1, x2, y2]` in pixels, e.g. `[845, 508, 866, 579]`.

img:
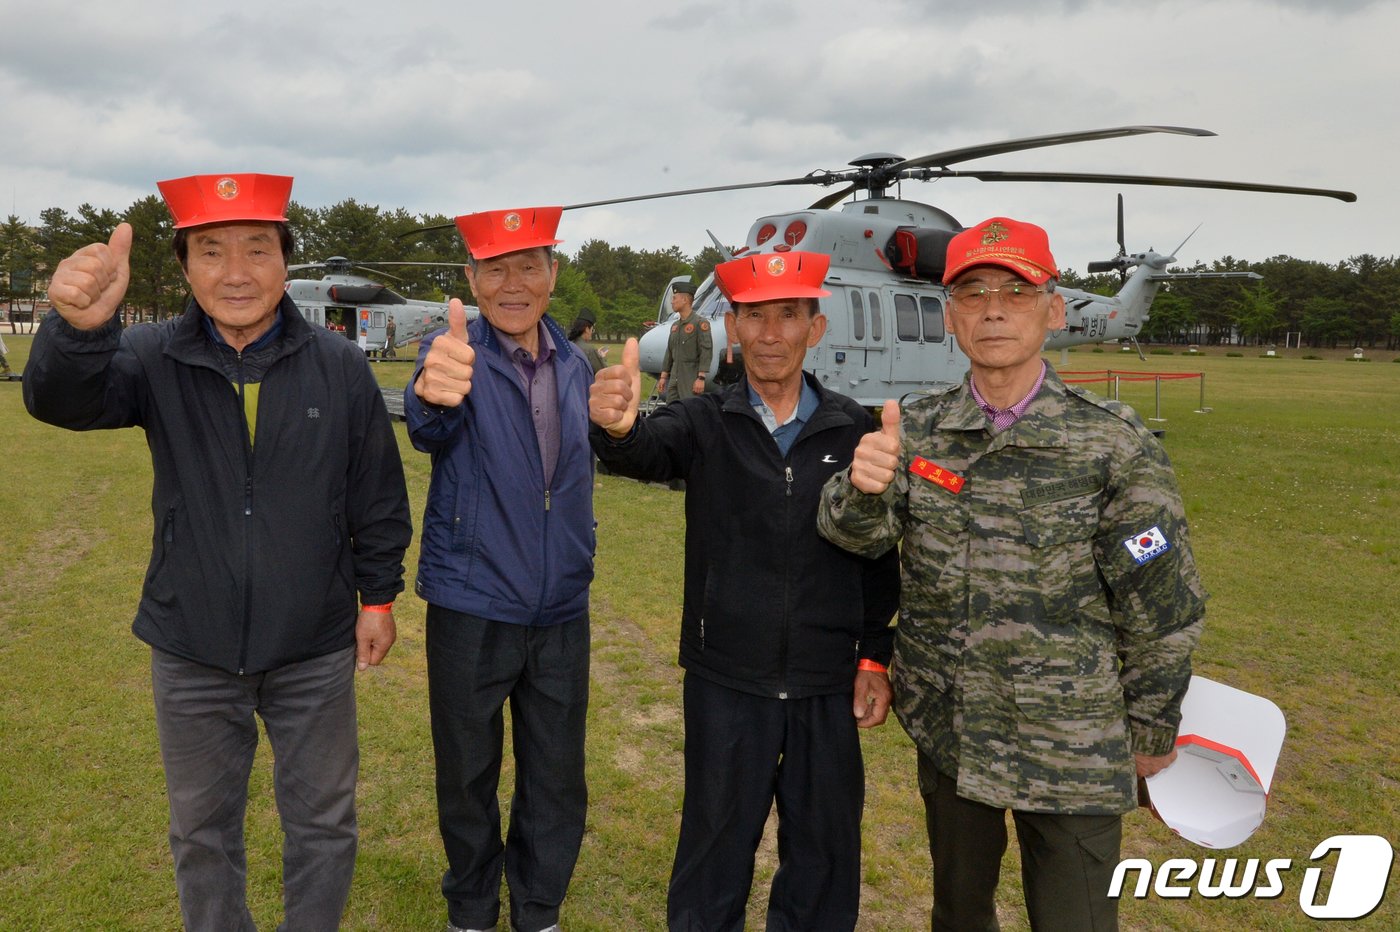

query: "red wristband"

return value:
[361, 603, 394, 614]
[857, 659, 888, 673]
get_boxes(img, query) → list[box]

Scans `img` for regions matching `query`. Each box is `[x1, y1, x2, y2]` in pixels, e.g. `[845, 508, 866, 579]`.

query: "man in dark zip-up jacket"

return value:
[590, 251, 898, 932]
[23, 174, 411, 932]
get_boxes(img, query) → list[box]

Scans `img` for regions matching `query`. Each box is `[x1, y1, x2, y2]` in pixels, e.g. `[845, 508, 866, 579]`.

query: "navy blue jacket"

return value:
[24, 298, 412, 675]
[592, 373, 898, 699]
[405, 314, 595, 625]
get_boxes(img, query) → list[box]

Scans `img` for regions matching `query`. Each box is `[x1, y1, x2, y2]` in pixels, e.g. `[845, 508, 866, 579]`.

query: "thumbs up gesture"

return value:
[48, 223, 133, 331]
[414, 299, 475, 407]
[590, 337, 641, 438]
[849, 399, 902, 495]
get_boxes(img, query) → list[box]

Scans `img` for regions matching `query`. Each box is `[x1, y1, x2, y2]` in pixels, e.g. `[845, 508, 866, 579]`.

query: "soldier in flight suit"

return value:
[818, 216, 1206, 932]
[655, 280, 712, 402]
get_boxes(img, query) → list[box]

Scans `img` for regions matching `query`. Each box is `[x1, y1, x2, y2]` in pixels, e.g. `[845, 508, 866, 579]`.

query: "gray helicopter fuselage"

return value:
[638, 199, 1162, 407]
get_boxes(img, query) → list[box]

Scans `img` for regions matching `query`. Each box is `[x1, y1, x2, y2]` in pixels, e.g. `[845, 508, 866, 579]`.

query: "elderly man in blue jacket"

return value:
[404, 207, 595, 932]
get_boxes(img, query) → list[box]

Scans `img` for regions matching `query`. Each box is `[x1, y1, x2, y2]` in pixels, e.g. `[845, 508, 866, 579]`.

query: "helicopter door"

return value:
[822, 287, 887, 394]
[889, 290, 950, 386]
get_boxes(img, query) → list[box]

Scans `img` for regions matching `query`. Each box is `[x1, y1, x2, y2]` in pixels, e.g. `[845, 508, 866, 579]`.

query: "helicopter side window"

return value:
[894, 293, 920, 341]
[850, 290, 865, 341]
[920, 296, 945, 343]
[373, 311, 386, 328]
[868, 292, 885, 344]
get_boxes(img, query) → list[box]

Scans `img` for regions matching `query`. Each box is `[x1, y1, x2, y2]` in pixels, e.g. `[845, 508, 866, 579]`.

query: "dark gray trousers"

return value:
[151, 645, 359, 932]
[917, 753, 1123, 932]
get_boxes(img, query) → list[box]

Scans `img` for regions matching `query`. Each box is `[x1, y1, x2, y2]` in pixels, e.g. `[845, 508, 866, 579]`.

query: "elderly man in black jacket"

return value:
[24, 174, 411, 932]
[590, 251, 898, 931]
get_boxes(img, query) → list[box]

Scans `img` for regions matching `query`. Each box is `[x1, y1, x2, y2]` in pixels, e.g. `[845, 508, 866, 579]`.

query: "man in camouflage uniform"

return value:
[817, 216, 1205, 931]
[655, 280, 712, 402]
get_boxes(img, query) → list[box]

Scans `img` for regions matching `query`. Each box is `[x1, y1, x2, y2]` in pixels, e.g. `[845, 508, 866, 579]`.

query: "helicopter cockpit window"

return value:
[850, 290, 865, 341]
[894, 293, 920, 342]
[920, 296, 945, 343]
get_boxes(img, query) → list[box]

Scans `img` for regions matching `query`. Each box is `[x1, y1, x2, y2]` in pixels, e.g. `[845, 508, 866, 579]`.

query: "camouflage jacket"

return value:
[817, 367, 1205, 814]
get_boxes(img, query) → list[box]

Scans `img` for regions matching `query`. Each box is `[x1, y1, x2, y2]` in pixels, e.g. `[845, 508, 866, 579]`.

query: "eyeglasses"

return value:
[948, 282, 1048, 313]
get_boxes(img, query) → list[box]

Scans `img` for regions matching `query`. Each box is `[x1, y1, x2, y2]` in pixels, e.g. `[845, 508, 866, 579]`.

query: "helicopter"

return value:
[575, 125, 1356, 407]
[284, 256, 477, 355]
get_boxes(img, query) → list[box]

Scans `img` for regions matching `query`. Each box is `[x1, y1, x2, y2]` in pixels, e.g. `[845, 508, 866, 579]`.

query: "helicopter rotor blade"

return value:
[563, 172, 845, 211]
[1115, 193, 1125, 257]
[400, 173, 850, 235]
[910, 168, 1357, 202]
[892, 125, 1214, 172]
[809, 184, 856, 210]
[354, 265, 405, 282]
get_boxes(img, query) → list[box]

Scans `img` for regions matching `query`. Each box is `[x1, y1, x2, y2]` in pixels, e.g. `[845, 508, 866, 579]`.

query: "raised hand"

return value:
[415, 299, 475, 407]
[590, 337, 641, 437]
[849, 399, 902, 495]
[48, 223, 133, 331]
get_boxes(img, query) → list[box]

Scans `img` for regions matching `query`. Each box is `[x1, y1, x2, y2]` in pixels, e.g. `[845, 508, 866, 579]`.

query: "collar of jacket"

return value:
[469, 312, 576, 364]
[721, 370, 856, 434]
[164, 293, 315, 368]
[940, 365, 1072, 450]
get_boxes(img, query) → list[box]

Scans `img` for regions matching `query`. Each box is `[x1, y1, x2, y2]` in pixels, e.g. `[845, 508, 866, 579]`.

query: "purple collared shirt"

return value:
[969, 360, 1047, 433]
[497, 323, 561, 486]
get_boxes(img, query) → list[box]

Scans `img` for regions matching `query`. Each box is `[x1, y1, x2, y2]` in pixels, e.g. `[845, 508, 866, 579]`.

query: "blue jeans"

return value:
[151, 645, 359, 932]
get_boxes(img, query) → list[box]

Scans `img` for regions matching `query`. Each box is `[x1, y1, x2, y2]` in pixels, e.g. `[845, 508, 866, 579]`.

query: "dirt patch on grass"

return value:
[0, 480, 111, 631]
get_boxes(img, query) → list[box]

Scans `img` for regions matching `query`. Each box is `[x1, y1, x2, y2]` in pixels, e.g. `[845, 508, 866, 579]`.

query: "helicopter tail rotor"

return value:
[1085, 194, 1131, 282]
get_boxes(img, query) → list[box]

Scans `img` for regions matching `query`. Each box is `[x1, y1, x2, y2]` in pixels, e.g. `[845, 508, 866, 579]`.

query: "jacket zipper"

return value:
[777, 459, 794, 698]
[236, 350, 254, 675]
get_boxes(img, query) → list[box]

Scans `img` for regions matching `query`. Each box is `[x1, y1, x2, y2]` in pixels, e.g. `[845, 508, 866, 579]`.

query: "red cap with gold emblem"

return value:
[454, 207, 564, 261]
[156, 174, 293, 229]
[714, 251, 832, 303]
[942, 216, 1058, 285]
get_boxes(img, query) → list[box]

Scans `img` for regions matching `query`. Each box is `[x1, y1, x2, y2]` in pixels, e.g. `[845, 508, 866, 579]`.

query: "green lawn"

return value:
[1, 333, 1396, 929]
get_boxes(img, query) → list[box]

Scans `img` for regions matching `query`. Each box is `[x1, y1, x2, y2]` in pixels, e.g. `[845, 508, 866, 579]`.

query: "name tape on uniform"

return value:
[910, 456, 965, 494]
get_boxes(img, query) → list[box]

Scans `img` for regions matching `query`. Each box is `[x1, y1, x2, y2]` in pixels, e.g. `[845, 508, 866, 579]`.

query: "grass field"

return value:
[0, 332, 1396, 930]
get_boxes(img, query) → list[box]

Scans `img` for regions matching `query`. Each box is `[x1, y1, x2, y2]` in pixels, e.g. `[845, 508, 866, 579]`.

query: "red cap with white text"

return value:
[942, 216, 1058, 285]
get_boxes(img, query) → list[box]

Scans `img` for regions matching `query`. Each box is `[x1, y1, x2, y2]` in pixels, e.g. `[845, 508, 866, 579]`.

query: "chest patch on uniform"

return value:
[1123, 526, 1171, 565]
[909, 456, 965, 494]
[684, 323, 695, 333]
[700, 320, 710, 331]
[1020, 474, 1102, 508]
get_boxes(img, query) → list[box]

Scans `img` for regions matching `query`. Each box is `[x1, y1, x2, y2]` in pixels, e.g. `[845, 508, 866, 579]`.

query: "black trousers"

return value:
[426, 606, 590, 932]
[668, 673, 865, 932]
[918, 752, 1123, 932]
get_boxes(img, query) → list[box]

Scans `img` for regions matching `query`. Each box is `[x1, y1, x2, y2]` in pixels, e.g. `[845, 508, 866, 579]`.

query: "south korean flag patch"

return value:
[1123, 525, 1171, 565]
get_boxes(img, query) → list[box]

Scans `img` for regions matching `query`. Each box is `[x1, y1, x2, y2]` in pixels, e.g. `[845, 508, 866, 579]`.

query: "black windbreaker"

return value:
[592, 373, 898, 699]
[24, 297, 411, 674]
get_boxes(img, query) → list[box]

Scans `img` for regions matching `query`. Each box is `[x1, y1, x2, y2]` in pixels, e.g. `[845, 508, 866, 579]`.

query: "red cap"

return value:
[454, 207, 564, 261]
[942, 217, 1058, 285]
[714, 251, 832, 303]
[156, 174, 293, 229]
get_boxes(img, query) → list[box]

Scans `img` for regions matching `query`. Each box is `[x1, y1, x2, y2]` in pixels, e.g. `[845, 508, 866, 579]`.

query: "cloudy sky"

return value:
[0, 0, 1390, 274]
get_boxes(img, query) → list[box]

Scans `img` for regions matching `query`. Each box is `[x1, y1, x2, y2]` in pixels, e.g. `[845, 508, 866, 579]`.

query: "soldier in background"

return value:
[654, 281, 711, 402]
[817, 217, 1206, 931]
